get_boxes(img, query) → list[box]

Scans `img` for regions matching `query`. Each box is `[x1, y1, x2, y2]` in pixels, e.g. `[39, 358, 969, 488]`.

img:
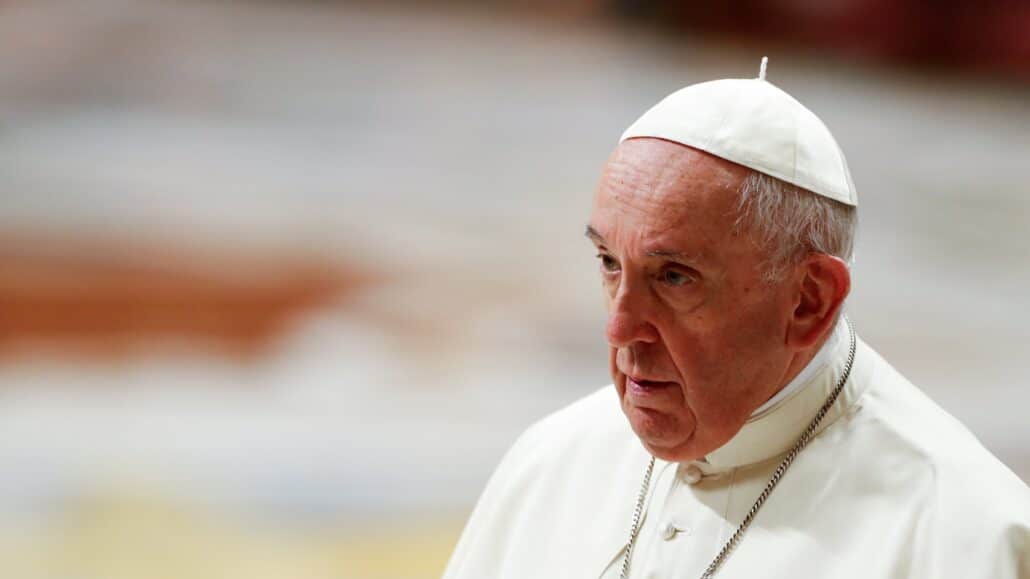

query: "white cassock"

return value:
[443, 319, 1030, 577]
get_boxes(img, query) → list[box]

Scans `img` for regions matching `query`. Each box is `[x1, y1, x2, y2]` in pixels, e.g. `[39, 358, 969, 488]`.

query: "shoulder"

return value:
[443, 386, 649, 578]
[514, 385, 626, 452]
[454, 384, 643, 517]
[847, 343, 1030, 566]
[858, 343, 1025, 492]
[495, 385, 641, 483]
[799, 340, 1030, 575]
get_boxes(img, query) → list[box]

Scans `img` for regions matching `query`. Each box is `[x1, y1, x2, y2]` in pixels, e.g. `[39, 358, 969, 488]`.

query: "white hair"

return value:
[734, 171, 857, 282]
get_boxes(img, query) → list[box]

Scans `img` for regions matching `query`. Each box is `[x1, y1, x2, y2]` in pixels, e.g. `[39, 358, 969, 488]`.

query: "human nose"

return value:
[605, 281, 659, 348]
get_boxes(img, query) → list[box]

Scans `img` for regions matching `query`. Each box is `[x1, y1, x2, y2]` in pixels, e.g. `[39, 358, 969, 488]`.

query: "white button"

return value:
[662, 522, 677, 540]
[683, 463, 704, 484]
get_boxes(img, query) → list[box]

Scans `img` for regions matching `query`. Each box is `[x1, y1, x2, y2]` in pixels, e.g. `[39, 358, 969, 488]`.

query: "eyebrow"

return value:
[584, 225, 701, 263]
[645, 249, 698, 261]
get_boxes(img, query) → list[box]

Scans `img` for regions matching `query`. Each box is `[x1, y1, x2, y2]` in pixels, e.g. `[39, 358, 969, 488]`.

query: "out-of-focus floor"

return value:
[0, 1, 1027, 577]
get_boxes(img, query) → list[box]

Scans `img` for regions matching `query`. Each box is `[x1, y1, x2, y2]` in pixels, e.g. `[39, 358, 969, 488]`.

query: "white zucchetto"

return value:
[620, 58, 858, 206]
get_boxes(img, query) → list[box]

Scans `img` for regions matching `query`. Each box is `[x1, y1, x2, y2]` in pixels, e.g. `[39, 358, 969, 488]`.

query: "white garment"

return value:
[443, 327, 1030, 578]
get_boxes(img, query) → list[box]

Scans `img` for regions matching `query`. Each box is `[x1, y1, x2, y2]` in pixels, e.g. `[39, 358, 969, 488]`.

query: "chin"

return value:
[645, 442, 706, 463]
[639, 433, 707, 462]
[624, 405, 700, 461]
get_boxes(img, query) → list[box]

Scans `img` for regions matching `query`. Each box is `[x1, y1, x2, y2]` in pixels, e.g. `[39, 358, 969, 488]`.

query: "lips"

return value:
[625, 375, 678, 391]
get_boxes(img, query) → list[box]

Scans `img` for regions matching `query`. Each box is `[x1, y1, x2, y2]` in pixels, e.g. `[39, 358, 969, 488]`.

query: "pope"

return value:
[443, 60, 1030, 578]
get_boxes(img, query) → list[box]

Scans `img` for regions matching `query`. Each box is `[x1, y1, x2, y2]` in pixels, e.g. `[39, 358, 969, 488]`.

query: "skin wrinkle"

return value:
[587, 138, 849, 463]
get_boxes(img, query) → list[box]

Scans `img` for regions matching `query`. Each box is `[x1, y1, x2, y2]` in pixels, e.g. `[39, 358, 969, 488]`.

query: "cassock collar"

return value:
[700, 317, 868, 472]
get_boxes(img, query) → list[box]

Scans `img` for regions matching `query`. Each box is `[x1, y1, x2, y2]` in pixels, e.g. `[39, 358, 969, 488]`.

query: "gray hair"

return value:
[734, 171, 857, 282]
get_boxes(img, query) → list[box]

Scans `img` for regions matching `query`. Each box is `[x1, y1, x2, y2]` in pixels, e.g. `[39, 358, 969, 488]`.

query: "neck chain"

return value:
[619, 317, 857, 579]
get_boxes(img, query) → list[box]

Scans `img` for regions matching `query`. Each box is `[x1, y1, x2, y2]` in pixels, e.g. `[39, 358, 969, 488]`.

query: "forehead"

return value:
[590, 138, 749, 249]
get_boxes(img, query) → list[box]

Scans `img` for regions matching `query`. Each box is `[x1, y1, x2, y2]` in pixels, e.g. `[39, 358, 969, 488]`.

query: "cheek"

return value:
[659, 326, 745, 418]
[660, 324, 713, 380]
[673, 332, 748, 398]
[608, 347, 620, 379]
[663, 320, 781, 426]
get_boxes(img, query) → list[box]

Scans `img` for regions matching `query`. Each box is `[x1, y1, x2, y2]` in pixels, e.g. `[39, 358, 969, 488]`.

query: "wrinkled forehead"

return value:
[593, 138, 749, 232]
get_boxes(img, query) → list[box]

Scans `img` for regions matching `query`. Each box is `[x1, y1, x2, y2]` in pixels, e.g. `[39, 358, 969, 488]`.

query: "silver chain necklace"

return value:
[619, 317, 857, 579]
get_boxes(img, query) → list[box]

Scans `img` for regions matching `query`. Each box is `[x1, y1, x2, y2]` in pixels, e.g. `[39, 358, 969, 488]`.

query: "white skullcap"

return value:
[620, 58, 858, 206]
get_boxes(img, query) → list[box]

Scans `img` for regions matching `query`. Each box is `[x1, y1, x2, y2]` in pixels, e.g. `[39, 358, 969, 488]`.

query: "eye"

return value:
[596, 253, 620, 273]
[661, 268, 694, 287]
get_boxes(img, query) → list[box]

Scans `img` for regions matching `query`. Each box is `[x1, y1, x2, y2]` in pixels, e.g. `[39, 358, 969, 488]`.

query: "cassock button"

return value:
[683, 463, 704, 484]
[662, 522, 677, 541]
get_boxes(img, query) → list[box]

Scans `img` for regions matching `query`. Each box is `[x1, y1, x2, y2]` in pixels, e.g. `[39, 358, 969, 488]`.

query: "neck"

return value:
[781, 348, 821, 392]
[705, 315, 861, 469]
[753, 320, 841, 417]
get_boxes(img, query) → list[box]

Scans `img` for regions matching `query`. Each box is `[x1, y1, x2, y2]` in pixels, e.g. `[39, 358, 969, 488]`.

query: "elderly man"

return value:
[443, 64, 1030, 578]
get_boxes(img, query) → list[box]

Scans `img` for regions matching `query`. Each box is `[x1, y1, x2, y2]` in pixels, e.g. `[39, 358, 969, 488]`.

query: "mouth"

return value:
[625, 374, 678, 394]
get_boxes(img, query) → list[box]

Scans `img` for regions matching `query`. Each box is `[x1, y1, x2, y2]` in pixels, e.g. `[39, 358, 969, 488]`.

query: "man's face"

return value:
[587, 138, 798, 462]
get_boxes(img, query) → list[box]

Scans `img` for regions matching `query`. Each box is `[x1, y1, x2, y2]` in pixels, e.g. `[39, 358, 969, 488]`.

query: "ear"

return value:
[786, 254, 851, 350]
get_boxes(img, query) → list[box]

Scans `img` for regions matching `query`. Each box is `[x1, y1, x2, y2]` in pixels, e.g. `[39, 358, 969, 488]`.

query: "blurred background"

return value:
[0, 1, 1028, 577]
